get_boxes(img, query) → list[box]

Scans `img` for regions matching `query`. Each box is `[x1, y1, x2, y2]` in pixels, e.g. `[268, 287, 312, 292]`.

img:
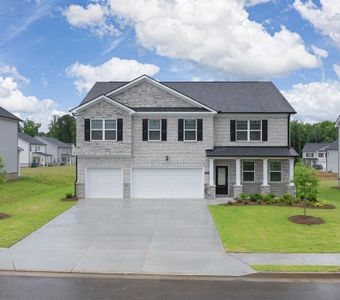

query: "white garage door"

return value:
[86, 168, 123, 198]
[131, 168, 204, 199]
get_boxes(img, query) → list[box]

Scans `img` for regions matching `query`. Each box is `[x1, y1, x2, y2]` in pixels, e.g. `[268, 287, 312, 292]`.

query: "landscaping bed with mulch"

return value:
[288, 215, 325, 225]
[0, 213, 10, 219]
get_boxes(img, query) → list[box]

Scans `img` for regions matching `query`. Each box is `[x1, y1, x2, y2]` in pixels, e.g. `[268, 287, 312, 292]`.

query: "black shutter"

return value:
[84, 119, 90, 141]
[197, 119, 203, 141]
[117, 118, 123, 141]
[142, 119, 148, 141]
[230, 120, 236, 142]
[262, 120, 268, 141]
[178, 119, 184, 141]
[161, 119, 167, 141]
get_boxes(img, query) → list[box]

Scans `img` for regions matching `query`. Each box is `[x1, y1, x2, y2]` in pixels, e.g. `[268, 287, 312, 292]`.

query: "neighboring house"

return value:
[35, 137, 73, 165]
[302, 143, 331, 170]
[18, 132, 51, 167]
[71, 75, 299, 200]
[0, 106, 21, 179]
[326, 141, 338, 173]
[336, 116, 340, 186]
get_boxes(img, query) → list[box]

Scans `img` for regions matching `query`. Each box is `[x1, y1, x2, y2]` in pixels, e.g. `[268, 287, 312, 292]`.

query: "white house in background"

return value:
[326, 141, 338, 174]
[0, 106, 21, 179]
[302, 143, 331, 170]
[18, 132, 51, 167]
[35, 136, 74, 165]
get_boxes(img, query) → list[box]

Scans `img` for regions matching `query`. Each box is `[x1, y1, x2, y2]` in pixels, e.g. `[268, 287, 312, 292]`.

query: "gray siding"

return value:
[0, 118, 18, 175]
[327, 150, 338, 173]
[214, 113, 289, 147]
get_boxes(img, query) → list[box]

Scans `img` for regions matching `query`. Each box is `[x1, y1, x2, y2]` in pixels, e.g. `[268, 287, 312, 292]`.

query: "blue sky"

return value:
[0, 0, 339, 130]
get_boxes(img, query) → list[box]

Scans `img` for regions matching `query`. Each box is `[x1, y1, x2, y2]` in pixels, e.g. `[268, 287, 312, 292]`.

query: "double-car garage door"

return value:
[86, 168, 204, 199]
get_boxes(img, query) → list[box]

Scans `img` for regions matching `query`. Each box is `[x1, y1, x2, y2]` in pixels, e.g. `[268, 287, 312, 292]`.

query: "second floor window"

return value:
[148, 120, 161, 141]
[236, 120, 261, 141]
[184, 119, 197, 141]
[91, 119, 116, 141]
[305, 152, 314, 158]
[318, 152, 324, 158]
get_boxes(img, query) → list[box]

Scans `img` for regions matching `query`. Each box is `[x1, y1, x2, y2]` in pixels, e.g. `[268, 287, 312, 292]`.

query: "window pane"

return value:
[91, 130, 102, 140]
[105, 119, 116, 130]
[185, 119, 196, 130]
[149, 131, 161, 140]
[236, 131, 247, 141]
[185, 130, 196, 141]
[270, 172, 281, 182]
[91, 119, 103, 129]
[149, 119, 160, 130]
[243, 172, 254, 182]
[105, 130, 116, 140]
[250, 131, 261, 141]
[236, 120, 247, 130]
[270, 161, 281, 171]
[250, 120, 261, 130]
[217, 168, 226, 185]
[243, 161, 254, 171]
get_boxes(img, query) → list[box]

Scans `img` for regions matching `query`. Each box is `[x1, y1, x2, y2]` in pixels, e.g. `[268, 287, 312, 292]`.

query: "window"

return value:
[184, 119, 197, 141]
[148, 119, 161, 141]
[243, 161, 255, 182]
[318, 152, 324, 158]
[236, 120, 261, 141]
[90, 119, 117, 141]
[270, 161, 282, 182]
[305, 152, 314, 158]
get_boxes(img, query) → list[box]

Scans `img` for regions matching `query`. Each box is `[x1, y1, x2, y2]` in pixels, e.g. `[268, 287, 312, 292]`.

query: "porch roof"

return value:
[32, 152, 52, 156]
[206, 146, 299, 158]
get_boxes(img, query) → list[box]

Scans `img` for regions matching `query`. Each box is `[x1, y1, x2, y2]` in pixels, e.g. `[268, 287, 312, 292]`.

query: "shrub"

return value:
[263, 193, 275, 202]
[240, 193, 249, 200]
[0, 157, 6, 184]
[65, 192, 73, 199]
[249, 193, 263, 202]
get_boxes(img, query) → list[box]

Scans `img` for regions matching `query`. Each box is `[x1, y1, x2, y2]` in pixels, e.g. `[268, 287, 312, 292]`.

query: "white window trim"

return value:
[305, 152, 314, 158]
[184, 119, 197, 142]
[242, 160, 255, 183]
[148, 119, 162, 142]
[90, 118, 117, 141]
[269, 160, 282, 183]
[236, 120, 262, 142]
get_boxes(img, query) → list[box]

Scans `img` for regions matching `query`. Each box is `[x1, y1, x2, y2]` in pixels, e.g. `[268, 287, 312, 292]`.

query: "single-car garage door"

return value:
[86, 168, 123, 198]
[131, 168, 204, 199]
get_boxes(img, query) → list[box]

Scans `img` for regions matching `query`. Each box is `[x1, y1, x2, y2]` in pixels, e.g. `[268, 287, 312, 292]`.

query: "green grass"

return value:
[209, 180, 340, 253]
[0, 166, 76, 247]
[251, 265, 340, 272]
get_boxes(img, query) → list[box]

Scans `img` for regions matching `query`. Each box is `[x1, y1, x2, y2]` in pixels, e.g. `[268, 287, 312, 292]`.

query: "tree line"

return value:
[19, 116, 337, 153]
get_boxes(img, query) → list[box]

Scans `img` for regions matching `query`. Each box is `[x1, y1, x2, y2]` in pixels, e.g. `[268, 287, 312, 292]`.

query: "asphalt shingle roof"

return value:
[302, 143, 331, 152]
[206, 146, 299, 157]
[41, 137, 72, 148]
[18, 132, 45, 145]
[79, 81, 296, 114]
[327, 141, 338, 151]
[0, 106, 22, 121]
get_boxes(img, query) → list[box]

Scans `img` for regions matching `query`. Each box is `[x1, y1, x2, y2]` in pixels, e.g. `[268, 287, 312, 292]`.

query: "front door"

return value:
[216, 166, 228, 194]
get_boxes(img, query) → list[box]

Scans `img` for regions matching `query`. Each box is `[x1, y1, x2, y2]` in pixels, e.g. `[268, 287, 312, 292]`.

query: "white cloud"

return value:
[103, 0, 318, 79]
[333, 64, 340, 79]
[0, 65, 66, 131]
[66, 57, 160, 92]
[244, 0, 273, 7]
[294, 0, 340, 47]
[63, 3, 119, 37]
[311, 45, 328, 58]
[282, 81, 340, 122]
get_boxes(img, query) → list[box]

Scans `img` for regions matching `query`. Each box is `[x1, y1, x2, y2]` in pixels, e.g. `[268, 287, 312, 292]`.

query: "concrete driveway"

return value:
[3, 198, 254, 276]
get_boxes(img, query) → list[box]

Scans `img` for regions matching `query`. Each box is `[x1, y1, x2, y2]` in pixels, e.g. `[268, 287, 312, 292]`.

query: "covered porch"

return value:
[206, 147, 299, 199]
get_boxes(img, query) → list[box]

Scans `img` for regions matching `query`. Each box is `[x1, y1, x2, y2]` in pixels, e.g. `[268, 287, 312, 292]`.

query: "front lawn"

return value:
[0, 166, 76, 247]
[209, 180, 340, 253]
[251, 265, 340, 273]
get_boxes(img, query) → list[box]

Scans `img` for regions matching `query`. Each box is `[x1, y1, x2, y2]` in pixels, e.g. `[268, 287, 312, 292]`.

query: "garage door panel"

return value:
[132, 168, 204, 199]
[86, 168, 123, 199]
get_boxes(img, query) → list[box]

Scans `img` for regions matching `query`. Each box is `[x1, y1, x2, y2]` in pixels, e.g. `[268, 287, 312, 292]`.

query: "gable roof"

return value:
[40, 137, 72, 148]
[18, 132, 45, 145]
[302, 143, 331, 152]
[336, 115, 340, 127]
[327, 141, 338, 151]
[78, 77, 296, 114]
[0, 106, 22, 121]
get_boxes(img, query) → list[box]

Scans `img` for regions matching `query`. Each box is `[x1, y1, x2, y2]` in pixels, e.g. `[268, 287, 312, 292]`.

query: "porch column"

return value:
[209, 158, 215, 186]
[235, 158, 241, 186]
[289, 159, 295, 185]
[262, 158, 268, 186]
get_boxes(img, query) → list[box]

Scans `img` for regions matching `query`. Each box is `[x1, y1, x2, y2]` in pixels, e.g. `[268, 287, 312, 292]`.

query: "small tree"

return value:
[293, 162, 318, 216]
[0, 157, 6, 184]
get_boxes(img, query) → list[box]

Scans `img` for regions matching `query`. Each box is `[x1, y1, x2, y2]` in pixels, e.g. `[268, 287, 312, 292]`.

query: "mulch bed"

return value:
[332, 186, 340, 190]
[0, 213, 10, 219]
[288, 215, 325, 225]
[220, 200, 335, 209]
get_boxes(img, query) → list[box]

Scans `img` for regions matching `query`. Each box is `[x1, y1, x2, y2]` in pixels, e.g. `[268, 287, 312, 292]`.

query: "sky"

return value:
[0, 0, 339, 131]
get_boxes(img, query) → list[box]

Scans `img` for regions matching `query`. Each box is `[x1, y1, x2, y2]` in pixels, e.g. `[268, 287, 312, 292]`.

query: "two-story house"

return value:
[35, 137, 73, 165]
[0, 106, 21, 179]
[71, 75, 298, 199]
[302, 143, 331, 170]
